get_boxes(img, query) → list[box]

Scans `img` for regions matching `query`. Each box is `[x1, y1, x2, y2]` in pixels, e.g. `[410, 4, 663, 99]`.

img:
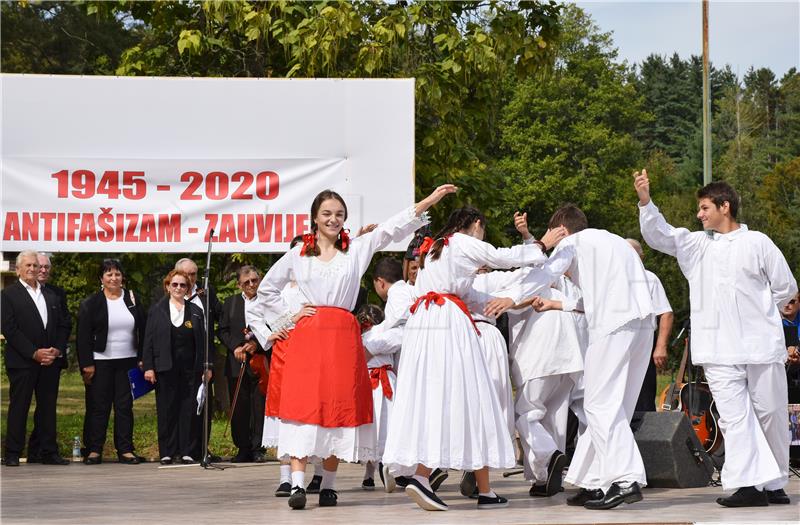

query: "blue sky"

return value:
[575, 1, 799, 78]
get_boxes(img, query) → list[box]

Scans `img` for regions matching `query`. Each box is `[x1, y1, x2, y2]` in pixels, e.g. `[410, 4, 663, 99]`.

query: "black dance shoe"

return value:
[159, 456, 173, 465]
[767, 488, 790, 504]
[274, 481, 292, 497]
[566, 488, 603, 506]
[41, 454, 70, 465]
[319, 488, 338, 507]
[429, 468, 449, 491]
[288, 487, 306, 509]
[477, 494, 509, 509]
[84, 455, 103, 465]
[118, 454, 140, 465]
[716, 486, 768, 507]
[362, 477, 375, 491]
[545, 451, 568, 496]
[584, 482, 642, 510]
[405, 478, 448, 511]
[306, 474, 323, 494]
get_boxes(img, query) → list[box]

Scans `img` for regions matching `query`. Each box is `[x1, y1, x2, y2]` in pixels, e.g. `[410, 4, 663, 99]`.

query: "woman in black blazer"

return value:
[142, 269, 209, 464]
[77, 259, 145, 465]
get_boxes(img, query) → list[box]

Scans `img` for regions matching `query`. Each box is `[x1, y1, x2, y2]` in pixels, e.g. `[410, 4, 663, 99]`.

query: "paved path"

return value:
[2, 461, 798, 524]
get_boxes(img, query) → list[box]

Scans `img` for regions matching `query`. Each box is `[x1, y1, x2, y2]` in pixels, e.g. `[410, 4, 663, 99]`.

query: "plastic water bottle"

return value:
[72, 436, 81, 462]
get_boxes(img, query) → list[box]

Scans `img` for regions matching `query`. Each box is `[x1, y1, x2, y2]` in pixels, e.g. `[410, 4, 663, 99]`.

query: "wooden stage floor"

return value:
[2, 460, 798, 524]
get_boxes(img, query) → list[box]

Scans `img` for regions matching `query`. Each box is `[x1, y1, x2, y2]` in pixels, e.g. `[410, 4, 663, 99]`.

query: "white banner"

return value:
[1, 75, 415, 252]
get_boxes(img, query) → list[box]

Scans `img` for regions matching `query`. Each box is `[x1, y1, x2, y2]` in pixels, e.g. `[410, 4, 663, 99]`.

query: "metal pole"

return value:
[702, 0, 712, 184]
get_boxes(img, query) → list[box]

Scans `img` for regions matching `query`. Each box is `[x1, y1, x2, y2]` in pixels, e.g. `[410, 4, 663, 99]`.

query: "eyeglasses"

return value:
[169, 282, 188, 289]
[240, 278, 259, 286]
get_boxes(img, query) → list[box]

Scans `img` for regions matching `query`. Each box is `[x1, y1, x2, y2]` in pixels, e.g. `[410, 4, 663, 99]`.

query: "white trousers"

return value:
[704, 363, 789, 491]
[564, 317, 653, 492]
[515, 373, 577, 482]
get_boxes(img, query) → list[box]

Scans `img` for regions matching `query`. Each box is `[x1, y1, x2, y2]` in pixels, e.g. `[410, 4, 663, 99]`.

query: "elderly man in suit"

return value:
[2, 250, 71, 466]
[219, 265, 268, 463]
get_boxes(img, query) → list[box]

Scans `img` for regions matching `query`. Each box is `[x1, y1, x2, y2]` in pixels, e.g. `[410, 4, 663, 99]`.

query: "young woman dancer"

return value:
[253, 185, 455, 510]
[382, 206, 566, 511]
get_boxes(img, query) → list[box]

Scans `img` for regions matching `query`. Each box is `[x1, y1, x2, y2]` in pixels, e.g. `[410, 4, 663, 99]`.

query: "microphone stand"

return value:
[200, 228, 224, 471]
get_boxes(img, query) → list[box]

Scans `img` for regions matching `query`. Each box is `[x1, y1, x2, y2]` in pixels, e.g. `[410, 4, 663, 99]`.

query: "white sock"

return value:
[364, 461, 376, 480]
[279, 464, 291, 484]
[314, 463, 324, 476]
[479, 490, 497, 498]
[321, 469, 337, 490]
[412, 474, 433, 492]
[291, 471, 305, 491]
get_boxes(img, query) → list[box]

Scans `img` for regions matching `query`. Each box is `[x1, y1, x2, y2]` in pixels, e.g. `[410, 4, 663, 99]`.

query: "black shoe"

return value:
[288, 487, 307, 509]
[530, 483, 548, 497]
[767, 488, 790, 504]
[41, 454, 70, 465]
[545, 450, 568, 497]
[362, 477, 375, 491]
[584, 482, 642, 510]
[395, 475, 411, 488]
[205, 452, 222, 462]
[429, 468, 449, 492]
[118, 454, 140, 465]
[275, 481, 292, 497]
[84, 455, 103, 465]
[319, 488, 338, 507]
[159, 456, 173, 465]
[26, 454, 41, 464]
[231, 451, 254, 463]
[181, 456, 197, 464]
[253, 451, 267, 463]
[4, 455, 20, 467]
[405, 478, 448, 511]
[477, 494, 509, 509]
[567, 488, 603, 506]
[716, 486, 769, 507]
[459, 471, 477, 498]
[306, 474, 323, 494]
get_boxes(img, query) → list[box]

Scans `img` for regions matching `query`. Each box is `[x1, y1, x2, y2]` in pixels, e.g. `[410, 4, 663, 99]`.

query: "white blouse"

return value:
[254, 206, 429, 331]
[639, 200, 797, 365]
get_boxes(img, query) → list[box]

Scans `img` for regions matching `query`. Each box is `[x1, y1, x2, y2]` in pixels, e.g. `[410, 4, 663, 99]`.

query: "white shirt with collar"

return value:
[188, 284, 205, 313]
[639, 200, 797, 365]
[20, 279, 48, 328]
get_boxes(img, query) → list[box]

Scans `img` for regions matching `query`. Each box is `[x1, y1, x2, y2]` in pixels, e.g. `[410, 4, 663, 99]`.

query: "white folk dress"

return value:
[252, 206, 429, 463]
[383, 232, 548, 473]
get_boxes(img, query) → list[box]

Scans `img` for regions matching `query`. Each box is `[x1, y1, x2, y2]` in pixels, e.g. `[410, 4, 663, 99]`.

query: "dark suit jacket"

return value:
[1, 280, 71, 370]
[189, 284, 221, 343]
[76, 289, 146, 369]
[142, 297, 207, 373]
[218, 294, 264, 377]
[42, 283, 71, 369]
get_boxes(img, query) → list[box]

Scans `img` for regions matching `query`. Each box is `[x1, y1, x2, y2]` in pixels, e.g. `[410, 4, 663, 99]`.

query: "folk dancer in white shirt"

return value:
[492, 204, 656, 509]
[634, 171, 798, 507]
[252, 185, 454, 510]
[382, 206, 567, 511]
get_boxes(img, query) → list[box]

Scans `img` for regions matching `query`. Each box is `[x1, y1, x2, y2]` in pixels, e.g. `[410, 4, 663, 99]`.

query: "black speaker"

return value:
[631, 411, 714, 488]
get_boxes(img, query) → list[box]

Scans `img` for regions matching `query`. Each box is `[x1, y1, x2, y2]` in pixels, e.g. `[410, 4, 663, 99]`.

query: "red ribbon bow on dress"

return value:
[410, 291, 481, 336]
[369, 365, 394, 400]
[299, 233, 316, 256]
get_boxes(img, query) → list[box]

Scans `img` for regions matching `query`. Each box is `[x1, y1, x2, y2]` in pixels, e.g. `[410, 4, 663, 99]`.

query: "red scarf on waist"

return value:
[410, 291, 481, 336]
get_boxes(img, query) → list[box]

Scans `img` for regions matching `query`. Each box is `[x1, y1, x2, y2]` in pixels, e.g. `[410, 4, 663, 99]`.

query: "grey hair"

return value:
[626, 238, 644, 260]
[174, 258, 197, 270]
[16, 250, 39, 266]
[236, 265, 260, 281]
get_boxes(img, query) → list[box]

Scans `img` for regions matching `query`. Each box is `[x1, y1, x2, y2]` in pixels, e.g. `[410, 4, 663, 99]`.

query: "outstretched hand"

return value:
[633, 169, 651, 206]
[484, 297, 515, 318]
[514, 212, 532, 240]
[416, 184, 458, 215]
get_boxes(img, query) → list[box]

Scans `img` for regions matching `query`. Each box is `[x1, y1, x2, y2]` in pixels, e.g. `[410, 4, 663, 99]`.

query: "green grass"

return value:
[0, 365, 251, 460]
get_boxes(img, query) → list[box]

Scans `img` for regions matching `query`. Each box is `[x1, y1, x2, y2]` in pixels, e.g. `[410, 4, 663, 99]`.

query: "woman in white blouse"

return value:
[253, 185, 455, 510]
[77, 259, 145, 465]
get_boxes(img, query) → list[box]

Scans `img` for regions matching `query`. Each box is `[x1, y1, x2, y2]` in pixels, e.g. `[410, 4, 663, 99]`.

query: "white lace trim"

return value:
[268, 310, 295, 333]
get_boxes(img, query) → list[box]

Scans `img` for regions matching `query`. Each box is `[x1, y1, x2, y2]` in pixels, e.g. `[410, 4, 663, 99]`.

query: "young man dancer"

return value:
[634, 170, 797, 506]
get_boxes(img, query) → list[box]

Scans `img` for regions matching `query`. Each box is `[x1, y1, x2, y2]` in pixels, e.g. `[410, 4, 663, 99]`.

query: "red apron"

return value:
[265, 339, 289, 418]
[278, 307, 374, 428]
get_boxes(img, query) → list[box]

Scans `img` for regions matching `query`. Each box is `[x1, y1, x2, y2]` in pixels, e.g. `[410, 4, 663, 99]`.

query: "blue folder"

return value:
[128, 367, 155, 400]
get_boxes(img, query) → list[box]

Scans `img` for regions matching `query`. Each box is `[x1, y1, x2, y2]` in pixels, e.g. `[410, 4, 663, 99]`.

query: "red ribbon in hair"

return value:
[418, 235, 451, 256]
[299, 233, 316, 256]
[340, 229, 350, 250]
[369, 365, 394, 400]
